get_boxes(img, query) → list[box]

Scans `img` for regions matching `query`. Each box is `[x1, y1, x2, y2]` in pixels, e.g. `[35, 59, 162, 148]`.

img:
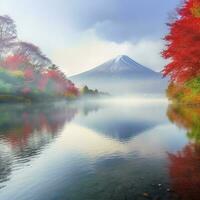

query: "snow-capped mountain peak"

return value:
[114, 55, 127, 63]
[91, 55, 155, 74]
[70, 55, 167, 95]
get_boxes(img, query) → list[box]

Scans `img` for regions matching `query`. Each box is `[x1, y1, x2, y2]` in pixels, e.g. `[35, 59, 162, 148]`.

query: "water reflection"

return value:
[167, 104, 200, 142]
[167, 105, 200, 200]
[0, 103, 77, 189]
[74, 101, 167, 141]
[0, 99, 198, 200]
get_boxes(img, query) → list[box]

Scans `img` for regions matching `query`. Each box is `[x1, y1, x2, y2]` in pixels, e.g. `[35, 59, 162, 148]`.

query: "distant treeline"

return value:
[0, 15, 79, 102]
[81, 85, 109, 97]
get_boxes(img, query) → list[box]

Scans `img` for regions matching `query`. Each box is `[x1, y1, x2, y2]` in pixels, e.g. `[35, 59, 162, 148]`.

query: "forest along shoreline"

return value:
[0, 15, 110, 104]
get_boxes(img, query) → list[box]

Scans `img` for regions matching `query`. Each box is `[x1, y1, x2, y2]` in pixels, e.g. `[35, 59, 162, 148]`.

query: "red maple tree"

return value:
[3, 54, 28, 70]
[162, 0, 200, 83]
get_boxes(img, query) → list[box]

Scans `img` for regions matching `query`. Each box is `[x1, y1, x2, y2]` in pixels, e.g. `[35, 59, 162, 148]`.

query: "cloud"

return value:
[65, 0, 180, 43]
[0, 0, 179, 48]
[52, 32, 168, 76]
[52, 33, 128, 75]
[128, 40, 168, 72]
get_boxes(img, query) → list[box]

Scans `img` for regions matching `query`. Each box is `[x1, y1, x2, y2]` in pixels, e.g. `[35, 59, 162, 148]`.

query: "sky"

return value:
[0, 0, 181, 75]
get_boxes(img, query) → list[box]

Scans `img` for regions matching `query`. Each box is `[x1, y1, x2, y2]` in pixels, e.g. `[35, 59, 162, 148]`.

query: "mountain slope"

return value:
[70, 55, 167, 94]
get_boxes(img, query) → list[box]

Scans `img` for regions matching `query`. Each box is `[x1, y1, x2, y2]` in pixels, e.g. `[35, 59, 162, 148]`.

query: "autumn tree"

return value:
[0, 15, 79, 99]
[162, 0, 200, 83]
[13, 42, 51, 70]
[0, 15, 17, 58]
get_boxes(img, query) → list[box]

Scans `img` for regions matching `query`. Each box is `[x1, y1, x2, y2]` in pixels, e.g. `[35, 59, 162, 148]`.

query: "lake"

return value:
[0, 97, 199, 200]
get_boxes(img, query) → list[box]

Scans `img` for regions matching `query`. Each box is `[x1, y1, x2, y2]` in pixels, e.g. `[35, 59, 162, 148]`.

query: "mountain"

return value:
[70, 55, 168, 94]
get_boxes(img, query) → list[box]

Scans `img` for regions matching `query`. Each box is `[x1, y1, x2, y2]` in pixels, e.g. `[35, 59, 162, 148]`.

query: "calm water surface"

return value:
[0, 97, 199, 200]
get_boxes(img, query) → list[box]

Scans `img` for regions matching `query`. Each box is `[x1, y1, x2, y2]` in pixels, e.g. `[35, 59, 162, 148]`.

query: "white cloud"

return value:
[128, 40, 168, 72]
[52, 32, 168, 76]
[52, 34, 127, 75]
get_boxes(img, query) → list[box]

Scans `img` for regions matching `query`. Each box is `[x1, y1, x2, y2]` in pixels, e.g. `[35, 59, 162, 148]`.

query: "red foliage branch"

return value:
[162, 0, 200, 83]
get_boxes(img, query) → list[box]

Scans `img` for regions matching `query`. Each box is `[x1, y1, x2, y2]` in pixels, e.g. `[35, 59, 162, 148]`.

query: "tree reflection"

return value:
[0, 103, 77, 188]
[0, 104, 77, 149]
[167, 105, 200, 142]
[167, 105, 200, 200]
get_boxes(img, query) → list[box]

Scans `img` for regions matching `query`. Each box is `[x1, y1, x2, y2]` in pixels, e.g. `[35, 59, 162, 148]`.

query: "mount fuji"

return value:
[70, 55, 167, 94]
